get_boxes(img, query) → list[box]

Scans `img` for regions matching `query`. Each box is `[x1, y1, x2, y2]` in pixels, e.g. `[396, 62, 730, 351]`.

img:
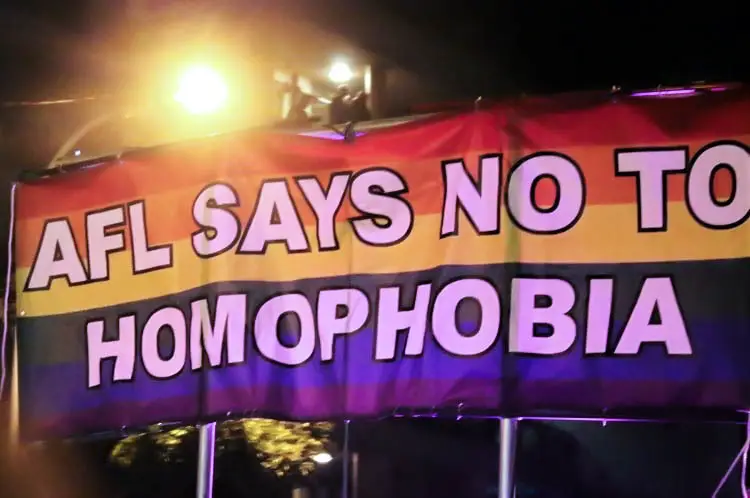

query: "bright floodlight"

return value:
[328, 61, 353, 84]
[174, 65, 229, 115]
[312, 452, 333, 464]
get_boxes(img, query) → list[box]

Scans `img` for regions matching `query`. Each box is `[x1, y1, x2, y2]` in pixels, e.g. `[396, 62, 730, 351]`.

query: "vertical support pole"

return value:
[352, 452, 360, 498]
[498, 418, 518, 498]
[195, 189, 215, 498]
[196, 422, 217, 498]
[342, 420, 350, 498]
[292, 488, 310, 498]
[365, 63, 387, 120]
[4, 183, 19, 453]
[9, 330, 19, 451]
[499, 105, 522, 498]
[364, 65, 372, 97]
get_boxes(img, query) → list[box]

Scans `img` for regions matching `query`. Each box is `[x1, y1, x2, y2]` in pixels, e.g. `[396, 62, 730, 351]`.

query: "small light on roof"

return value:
[631, 88, 697, 98]
[630, 84, 731, 98]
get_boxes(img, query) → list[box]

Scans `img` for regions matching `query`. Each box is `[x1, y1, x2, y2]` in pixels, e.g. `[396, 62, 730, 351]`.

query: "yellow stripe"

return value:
[16, 202, 750, 317]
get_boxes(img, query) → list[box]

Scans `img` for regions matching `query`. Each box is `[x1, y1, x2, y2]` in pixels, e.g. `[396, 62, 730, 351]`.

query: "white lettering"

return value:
[192, 183, 241, 257]
[86, 316, 136, 388]
[190, 294, 248, 369]
[239, 180, 310, 253]
[318, 288, 370, 361]
[506, 153, 584, 234]
[508, 278, 576, 355]
[687, 142, 750, 229]
[432, 279, 500, 356]
[615, 148, 687, 231]
[86, 207, 126, 281]
[128, 201, 172, 273]
[254, 293, 315, 366]
[374, 284, 431, 360]
[440, 155, 501, 236]
[349, 169, 413, 246]
[584, 278, 615, 354]
[25, 219, 88, 291]
[615, 277, 692, 355]
[297, 174, 350, 251]
[83, 275, 696, 389]
[142, 307, 187, 378]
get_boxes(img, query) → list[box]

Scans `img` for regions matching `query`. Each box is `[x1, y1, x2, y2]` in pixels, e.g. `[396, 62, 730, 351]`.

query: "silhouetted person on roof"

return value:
[282, 73, 314, 126]
[350, 91, 371, 123]
[329, 85, 351, 125]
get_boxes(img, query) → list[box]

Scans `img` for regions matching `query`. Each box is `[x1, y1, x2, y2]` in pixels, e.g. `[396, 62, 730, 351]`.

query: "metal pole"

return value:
[3, 184, 18, 453]
[292, 488, 310, 498]
[195, 188, 216, 498]
[342, 421, 350, 498]
[8, 330, 19, 452]
[352, 452, 359, 498]
[196, 422, 217, 498]
[498, 418, 518, 498]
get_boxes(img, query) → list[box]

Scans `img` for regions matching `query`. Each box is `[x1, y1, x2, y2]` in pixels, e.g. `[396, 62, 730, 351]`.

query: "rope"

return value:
[0, 183, 17, 401]
[710, 412, 750, 497]
[0, 96, 104, 108]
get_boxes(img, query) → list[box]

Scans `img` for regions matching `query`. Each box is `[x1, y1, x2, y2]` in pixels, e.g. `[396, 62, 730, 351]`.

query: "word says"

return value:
[86, 276, 691, 387]
[192, 169, 412, 257]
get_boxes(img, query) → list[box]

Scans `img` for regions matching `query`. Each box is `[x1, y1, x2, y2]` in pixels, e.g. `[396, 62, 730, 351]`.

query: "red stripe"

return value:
[16, 92, 750, 221]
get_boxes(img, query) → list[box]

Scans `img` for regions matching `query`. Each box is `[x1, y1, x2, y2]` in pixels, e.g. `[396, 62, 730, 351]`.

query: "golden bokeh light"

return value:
[174, 65, 229, 115]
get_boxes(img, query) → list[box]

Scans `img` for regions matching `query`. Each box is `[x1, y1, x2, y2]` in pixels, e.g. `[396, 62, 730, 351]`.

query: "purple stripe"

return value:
[25, 378, 750, 440]
[23, 394, 200, 440]
[21, 318, 750, 422]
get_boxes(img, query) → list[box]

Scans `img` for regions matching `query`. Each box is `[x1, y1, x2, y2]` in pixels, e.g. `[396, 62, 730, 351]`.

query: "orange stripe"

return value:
[17, 201, 750, 317]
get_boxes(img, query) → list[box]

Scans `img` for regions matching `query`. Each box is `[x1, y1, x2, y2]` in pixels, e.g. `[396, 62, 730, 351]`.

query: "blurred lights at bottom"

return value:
[174, 65, 229, 115]
[312, 452, 333, 464]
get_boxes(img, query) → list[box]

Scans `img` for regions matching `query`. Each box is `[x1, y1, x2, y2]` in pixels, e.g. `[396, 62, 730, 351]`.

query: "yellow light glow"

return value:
[327, 61, 353, 84]
[174, 65, 229, 115]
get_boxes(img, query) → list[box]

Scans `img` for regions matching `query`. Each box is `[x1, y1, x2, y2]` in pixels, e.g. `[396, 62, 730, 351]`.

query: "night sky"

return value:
[382, 0, 749, 92]
[1, 1, 749, 497]
[1, 0, 747, 100]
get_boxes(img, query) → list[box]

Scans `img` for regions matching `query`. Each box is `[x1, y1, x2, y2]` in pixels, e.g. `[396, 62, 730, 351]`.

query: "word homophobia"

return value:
[85, 275, 692, 388]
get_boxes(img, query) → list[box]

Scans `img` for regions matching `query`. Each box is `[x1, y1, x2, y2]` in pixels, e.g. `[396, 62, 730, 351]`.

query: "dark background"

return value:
[2, 1, 748, 101]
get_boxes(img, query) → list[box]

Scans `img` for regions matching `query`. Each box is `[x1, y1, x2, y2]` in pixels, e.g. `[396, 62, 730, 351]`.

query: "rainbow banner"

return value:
[12, 91, 750, 440]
